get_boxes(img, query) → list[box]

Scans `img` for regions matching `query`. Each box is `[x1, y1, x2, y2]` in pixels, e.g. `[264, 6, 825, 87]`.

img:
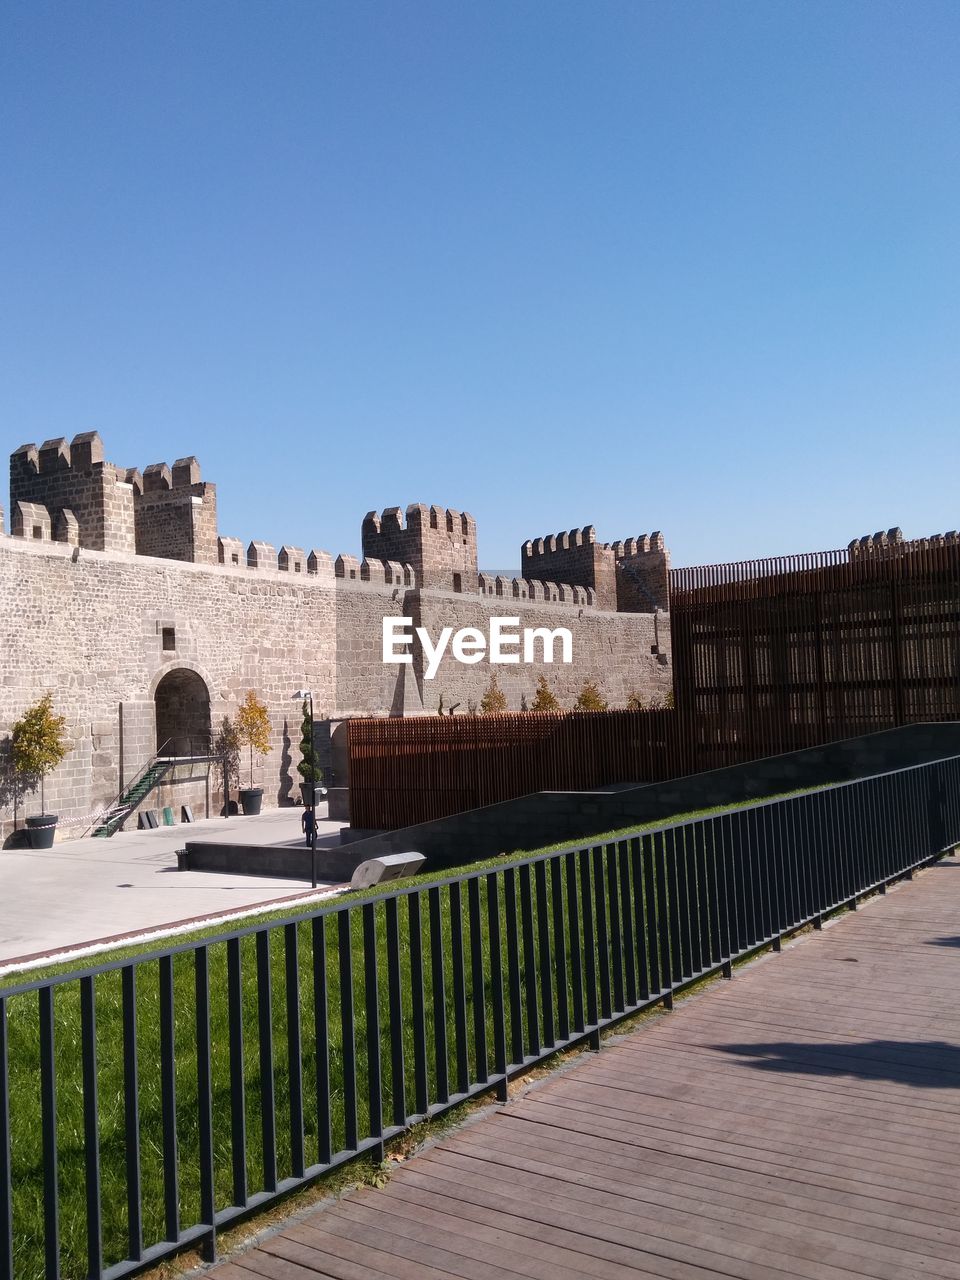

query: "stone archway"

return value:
[154, 668, 211, 756]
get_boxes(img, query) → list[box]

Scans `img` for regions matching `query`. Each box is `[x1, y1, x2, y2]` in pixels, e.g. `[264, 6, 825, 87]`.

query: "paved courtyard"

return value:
[0, 806, 348, 973]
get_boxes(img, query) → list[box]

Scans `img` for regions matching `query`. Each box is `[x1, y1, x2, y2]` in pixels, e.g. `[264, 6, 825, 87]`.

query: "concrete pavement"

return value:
[0, 806, 348, 974]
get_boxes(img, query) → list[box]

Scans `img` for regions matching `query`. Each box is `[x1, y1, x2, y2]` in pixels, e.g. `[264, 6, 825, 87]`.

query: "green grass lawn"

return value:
[2, 785, 817, 1280]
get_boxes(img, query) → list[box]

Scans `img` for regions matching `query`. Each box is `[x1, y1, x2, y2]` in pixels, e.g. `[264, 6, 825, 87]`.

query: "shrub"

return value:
[235, 691, 271, 788]
[212, 715, 241, 790]
[574, 680, 608, 712]
[296, 700, 323, 786]
[531, 675, 560, 713]
[479, 674, 507, 715]
[11, 693, 69, 814]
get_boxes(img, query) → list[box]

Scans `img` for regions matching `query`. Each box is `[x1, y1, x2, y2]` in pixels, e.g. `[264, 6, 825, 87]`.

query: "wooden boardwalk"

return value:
[213, 854, 960, 1280]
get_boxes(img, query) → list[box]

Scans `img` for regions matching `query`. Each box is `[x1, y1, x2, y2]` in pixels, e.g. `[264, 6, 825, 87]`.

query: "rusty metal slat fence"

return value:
[347, 709, 688, 829]
[670, 539, 960, 766]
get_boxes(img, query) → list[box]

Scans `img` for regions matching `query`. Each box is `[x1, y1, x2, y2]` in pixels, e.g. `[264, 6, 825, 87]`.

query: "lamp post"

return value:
[293, 688, 317, 888]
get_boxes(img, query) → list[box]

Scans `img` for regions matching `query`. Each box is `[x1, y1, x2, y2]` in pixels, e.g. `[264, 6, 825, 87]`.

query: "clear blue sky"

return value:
[2, 1, 958, 570]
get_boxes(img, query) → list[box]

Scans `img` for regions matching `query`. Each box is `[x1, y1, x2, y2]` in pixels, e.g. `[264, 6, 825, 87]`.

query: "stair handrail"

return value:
[81, 740, 180, 837]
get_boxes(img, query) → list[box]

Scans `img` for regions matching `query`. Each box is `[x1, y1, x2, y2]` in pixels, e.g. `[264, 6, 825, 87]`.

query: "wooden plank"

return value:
[376, 1176, 815, 1280]
[316, 1202, 616, 1280]
[274, 1222, 461, 1280]
[509, 1097, 960, 1211]
[239, 1239, 380, 1280]
[390, 1156, 922, 1280]
[443, 1128, 960, 1264]
[543, 1081, 960, 1172]
[610, 1037, 960, 1117]
[342, 1186, 681, 1280]
[573, 1062, 960, 1150]
[484, 1109, 960, 1233]
[416, 1145, 960, 1280]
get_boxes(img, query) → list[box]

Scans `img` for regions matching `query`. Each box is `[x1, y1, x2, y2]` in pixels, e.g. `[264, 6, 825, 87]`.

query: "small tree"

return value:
[626, 690, 646, 711]
[297, 699, 323, 788]
[531, 675, 560, 713]
[574, 680, 608, 712]
[520, 692, 529, 712]
[235, 691, 271, 788]
[479, 674, 507, 715]
[213, 715, 241, 798]
[11, 693, 70, 815]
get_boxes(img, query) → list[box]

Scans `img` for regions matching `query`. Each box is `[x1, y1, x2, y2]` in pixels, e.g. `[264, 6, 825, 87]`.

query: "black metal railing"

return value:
[1, 755, 958, 1280]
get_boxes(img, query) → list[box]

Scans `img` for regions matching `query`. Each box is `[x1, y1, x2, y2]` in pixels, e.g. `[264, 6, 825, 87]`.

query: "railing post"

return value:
[194, 948, 217, 1263]
[0, 998, 12, 1280]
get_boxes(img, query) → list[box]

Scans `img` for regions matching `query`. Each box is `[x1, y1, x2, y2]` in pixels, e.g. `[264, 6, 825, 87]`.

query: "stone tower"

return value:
[362, 504, 478, 593]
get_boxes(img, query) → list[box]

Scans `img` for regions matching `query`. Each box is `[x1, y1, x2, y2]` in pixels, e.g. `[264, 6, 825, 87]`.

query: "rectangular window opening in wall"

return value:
[162, 627, 176, 651]
[453, 572, 462, 593]
[32, 526, 42, 540]
[231, 553, 240, 565]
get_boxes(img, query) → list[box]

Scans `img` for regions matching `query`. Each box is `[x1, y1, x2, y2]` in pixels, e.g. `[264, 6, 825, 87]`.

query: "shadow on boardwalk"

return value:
[715, 1039, 960, 1088]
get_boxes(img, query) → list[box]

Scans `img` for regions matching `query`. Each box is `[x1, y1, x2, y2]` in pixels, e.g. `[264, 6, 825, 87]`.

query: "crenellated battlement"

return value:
[848, 528, 904, 557]
[278, 545, 306, 574]
[522, 526, 598, 558]
[477, 572, 595, 608]
[6, 433, 673, 615]
[11, 432, 136, 554]
[135, 454, 217, 564]
[9, 432, 219, 562]
[849, 527, 960, 558]
[520, 524, 669, 612]
[214, 536, 416, 586]
[362, 501, 477, 592]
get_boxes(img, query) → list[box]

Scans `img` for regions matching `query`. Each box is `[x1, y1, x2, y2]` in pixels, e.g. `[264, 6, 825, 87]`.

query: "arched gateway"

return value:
[154, 668, 211, 757]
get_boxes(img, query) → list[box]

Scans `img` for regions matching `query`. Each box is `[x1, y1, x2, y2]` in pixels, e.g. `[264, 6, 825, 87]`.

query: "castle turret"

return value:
[10, 432, 137, 553]
[521, 525, 670, 612]
[362, 503, 477, 592]
[521, 526, 619, 609]
[134, 455, 218, 564]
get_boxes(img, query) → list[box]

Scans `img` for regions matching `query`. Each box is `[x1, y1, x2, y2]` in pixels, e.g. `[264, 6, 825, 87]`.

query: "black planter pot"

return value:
[239, 788, 263, 816]
[300, 781, 326, 807]
[25, 814, 58, 849]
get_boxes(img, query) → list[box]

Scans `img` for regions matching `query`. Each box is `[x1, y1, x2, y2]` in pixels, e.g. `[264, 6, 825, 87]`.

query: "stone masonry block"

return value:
[247, 540, 276, 570]
[172, 456, 202, 488]
[39, 438, 71, 473]
[12, 501, 51, 540]
[70, 432, 105, 469]
[143, 463, 172, 492]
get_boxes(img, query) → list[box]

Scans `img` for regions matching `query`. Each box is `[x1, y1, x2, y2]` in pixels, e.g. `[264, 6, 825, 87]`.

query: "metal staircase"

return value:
[88, 738, 220, 837]
[90, 756, 174, 837]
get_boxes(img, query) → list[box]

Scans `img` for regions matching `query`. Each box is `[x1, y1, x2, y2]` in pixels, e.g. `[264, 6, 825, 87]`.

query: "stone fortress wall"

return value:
[0, 433, 673, 841]
[847, 527, 960, 559]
